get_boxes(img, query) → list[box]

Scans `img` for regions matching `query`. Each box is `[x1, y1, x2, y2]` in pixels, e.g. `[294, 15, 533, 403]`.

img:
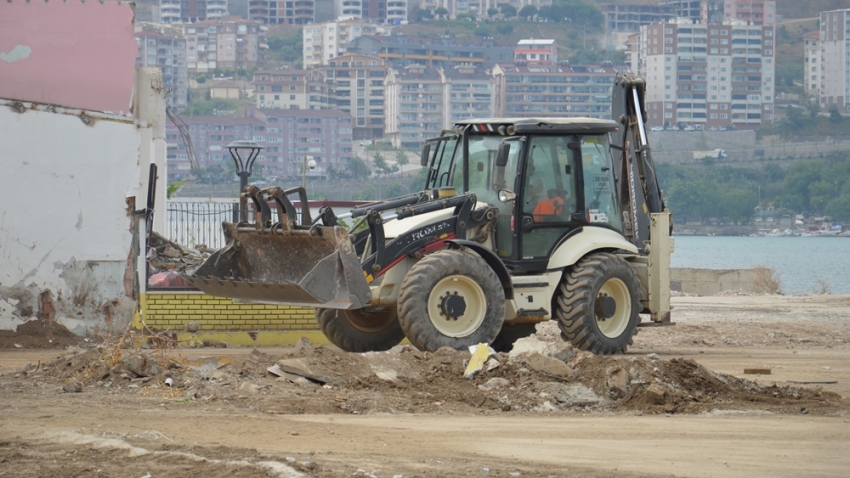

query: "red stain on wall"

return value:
[0, 1, 137, 114]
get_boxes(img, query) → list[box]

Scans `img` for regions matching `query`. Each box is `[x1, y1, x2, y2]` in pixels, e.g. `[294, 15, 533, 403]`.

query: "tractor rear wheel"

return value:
[555, 253, 640, 355]
[316, 307, 405, 352]
[398, 249, 505, 352]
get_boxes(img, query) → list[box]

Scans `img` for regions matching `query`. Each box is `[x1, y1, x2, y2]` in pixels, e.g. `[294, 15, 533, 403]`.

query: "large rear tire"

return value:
[491, 323, 538, 353]
[315, 307, 405, 352]
[398, 249, 505, 352]
[555, 252, 640, 355]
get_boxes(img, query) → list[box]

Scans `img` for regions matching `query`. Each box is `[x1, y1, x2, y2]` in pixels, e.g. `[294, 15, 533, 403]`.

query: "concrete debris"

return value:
[606, 366, 631, 398]
[239, 382, 261, 394]
[534, 400, 560, 413]
[538, 382, 602, 407]
[202, 339, 227, 348]
[277, 358, 338, 385]
[373, 366, 398, 382]
[523, 353, 573, 378]
[478, 377, 510, 391]
[484, 358, 501, 372]
[646, 353, 660, 360]
[62, 378, 83, 393]
[645, 383, 667, 405]
[248, 349, 272, 364]
[185, 321, 200, 333]
[122, 353, 158, 377]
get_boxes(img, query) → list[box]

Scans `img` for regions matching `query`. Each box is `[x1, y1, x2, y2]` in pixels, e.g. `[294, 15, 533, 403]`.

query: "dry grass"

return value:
[751, 266, 783, 295]
[811, 279, 832, 295]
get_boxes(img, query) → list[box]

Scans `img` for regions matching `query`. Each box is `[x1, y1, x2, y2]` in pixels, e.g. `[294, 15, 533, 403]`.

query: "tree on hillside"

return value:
[435, 7, 449, 19]
[348, 157, 371, 179]
[373, 152, 389, 176]
[500, 4, 517, 18]
[518, 5, 538, 19]
[487, 7, 499, 18]
[829, 105, 844, 124]
[395, 151, 409, 177]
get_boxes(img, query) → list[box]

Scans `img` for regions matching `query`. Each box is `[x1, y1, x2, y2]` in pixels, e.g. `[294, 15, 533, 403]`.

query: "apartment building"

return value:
[323, 54, 390, 139]
[135, 24, 189, 111]
[183, 17, 266, 73]
[347, 35, 516, 69]
[302, 20, 380, 68]
[636, 19, 776, 129]
[248, 0, 317, 25]
[385, 65, 444, 148]
[444, 65, 495, 124]
[803, 31, 820, 97]
[819, 9, 850, 111]
[159, 0, 228, 23]
[492, 62, 625, 118]
[166, 108, 354, 180]
[419, 0, 547, 18]
[602, 3, 675, 33]
[252, 69, 332, 109]
[723, 0, 776, 27]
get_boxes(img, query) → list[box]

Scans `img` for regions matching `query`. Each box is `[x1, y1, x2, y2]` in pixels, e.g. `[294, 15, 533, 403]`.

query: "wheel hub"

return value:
[440, 293, 467, 319]
[595, 295, 616, 320]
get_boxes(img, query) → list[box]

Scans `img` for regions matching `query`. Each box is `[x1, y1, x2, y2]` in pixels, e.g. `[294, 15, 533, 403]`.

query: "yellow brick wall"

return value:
[139, 293, 318, 332]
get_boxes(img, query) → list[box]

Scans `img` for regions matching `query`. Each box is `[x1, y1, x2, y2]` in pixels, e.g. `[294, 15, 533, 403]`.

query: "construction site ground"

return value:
[1, 294, 849, 478]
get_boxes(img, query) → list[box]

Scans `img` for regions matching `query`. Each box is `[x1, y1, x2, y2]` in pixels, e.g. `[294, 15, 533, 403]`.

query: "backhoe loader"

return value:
[188, 75, 673, 354]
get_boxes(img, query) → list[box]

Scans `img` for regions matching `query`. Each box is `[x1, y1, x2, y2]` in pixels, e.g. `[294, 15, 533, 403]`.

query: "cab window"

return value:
[580, 135, 623, 232]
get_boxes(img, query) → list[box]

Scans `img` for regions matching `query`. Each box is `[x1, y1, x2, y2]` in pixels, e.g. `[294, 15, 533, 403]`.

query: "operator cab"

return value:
[421, 118, 623, 273]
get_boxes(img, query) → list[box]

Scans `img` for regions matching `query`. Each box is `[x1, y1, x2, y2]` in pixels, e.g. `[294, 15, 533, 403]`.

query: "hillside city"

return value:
[133, 0, 850, 232]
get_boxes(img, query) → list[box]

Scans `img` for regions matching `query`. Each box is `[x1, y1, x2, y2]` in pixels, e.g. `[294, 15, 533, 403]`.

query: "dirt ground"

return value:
[1, 294, 849, 477]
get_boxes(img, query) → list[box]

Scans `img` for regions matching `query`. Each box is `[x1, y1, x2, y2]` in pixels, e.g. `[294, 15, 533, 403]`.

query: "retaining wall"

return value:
[671, 268, 759, 296]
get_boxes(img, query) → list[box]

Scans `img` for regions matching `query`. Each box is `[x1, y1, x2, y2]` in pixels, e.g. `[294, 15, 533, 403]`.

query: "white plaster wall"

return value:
[0, 108, 142, 334]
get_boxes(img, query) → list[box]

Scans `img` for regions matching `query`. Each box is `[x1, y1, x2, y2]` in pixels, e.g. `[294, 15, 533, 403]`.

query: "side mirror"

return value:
[495, 142, 512, 167]
[498, 189, 516, 203]
[420, 143, 431, 167]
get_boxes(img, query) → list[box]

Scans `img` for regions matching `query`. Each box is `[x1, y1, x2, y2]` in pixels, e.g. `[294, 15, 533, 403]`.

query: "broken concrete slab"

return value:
[524, 353, 573, 378]
[277, 358, 339, 385]
[606, 366, 630, 398]
[645, 383, 667, 405]
[122, 353, 158, 377]
[463, 343, 493, 379]
[478, 377, 510, 391]
[538, 382, 602, 407]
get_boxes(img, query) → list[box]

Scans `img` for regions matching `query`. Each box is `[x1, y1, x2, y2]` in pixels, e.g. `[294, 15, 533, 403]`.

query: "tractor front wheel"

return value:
[398, 249, 505, 352]
[316, 307, 405, 352]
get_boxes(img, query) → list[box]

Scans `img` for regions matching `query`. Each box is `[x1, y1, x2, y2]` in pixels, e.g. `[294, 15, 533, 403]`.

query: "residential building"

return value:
[249, 0, 315, 25]
[159, 0, 229, 23]
[443, 65, 495, 124]
[252, 69, 332, 109]
[302, 20, 380, 68]
[803, 31, 820, 97]
[135, 24, 189, 111]
[183, 17, 266, 73]
[323, 54, 390, 139]
[659, 0, 704, 24]
[346, 35, 516, 69]
[166, 108, 354, 180]
[385, 65, 445, 148]
[636, 19, 776, 129]
[722, 0, 776, 27]
[492, 62, 626, 119]
[819, 9, 850, 111]
[209, 79, 242, 98]
[336, 0, 363, 19]
[514, 39, 557, 64]
[602, 3, 676, 33]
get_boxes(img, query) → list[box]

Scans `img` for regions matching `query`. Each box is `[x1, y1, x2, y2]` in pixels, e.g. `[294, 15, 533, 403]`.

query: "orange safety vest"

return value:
[533, 196, 564, 222]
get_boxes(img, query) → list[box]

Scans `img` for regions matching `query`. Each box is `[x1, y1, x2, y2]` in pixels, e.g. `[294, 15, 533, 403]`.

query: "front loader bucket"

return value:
[187, 223, 371, 309]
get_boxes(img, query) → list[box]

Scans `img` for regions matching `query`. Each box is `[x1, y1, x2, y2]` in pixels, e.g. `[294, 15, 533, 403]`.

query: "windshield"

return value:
[425, 136, 458, 189]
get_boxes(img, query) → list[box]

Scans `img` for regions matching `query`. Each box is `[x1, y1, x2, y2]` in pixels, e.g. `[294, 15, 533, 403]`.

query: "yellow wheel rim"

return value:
[427, 274, 487, 338]
[596, 277, 631, 339]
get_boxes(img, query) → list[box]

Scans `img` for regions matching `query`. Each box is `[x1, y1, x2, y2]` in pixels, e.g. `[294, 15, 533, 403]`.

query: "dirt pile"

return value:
[0, 320, 84, 349]
[15, 336, 845, 417]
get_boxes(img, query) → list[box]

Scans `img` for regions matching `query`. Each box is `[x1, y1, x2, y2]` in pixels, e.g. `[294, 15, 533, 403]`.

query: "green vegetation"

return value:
[267, 30, 303, 66]
[659, 154, 850, 223]
[184, 96, 244, 116]
[756, 103, 845, 140]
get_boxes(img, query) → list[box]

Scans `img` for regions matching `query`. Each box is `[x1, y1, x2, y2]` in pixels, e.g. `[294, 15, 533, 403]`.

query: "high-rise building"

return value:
[159, 0, 229, 23]
[249, 0, 314, 25]
[183, 17, 266, 73]
[636, 19, 776, 129]
[135, 24, 189, 111]
[385, 65, 445, 149]
[302, 20, 380, 68]
[323, 54, 390, 139]
[803, 31, 820, 97]
[819, 9, 850, 112]
[722, 0, 776, 27]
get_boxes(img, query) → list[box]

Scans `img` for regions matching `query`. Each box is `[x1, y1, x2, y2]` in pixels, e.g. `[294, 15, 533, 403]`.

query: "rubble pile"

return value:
[148, 232, 210, 274]
[12, 334, 843, 417]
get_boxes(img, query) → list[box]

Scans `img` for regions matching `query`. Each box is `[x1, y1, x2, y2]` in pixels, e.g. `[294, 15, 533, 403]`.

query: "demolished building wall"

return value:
[0, 1, 167, 335]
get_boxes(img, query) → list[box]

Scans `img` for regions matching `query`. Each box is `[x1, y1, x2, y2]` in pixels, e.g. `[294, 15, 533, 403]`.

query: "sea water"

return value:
[671, 236, 850, 294]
